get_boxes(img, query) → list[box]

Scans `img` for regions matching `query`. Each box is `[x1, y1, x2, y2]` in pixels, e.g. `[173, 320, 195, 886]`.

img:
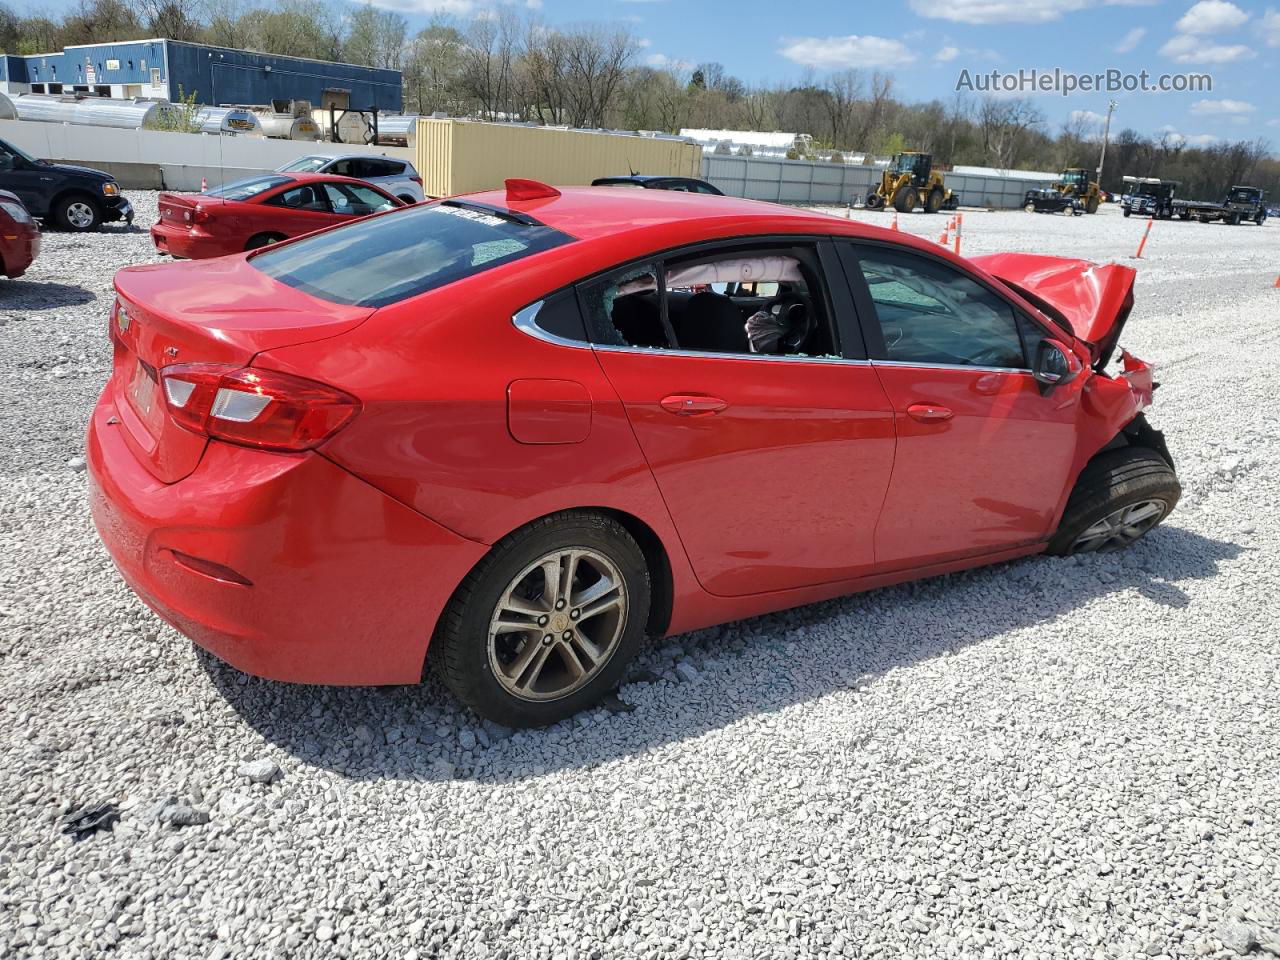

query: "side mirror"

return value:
[1033, 338, 1083, 395]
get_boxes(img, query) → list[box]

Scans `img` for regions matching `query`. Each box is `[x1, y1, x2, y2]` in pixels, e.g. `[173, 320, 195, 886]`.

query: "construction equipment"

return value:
[1024, 167, 1102, 215]
[864, 152, 958, 214]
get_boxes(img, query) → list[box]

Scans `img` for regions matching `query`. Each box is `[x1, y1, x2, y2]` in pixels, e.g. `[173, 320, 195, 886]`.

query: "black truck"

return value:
[0, 137, 133, 232]
[1173, 185, 1268, 225]
[1121, 176, 1178, 219]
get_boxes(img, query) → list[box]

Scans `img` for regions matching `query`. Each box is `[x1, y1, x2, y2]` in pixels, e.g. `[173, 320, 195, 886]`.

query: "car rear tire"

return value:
[432, 512, 651, 728]
[892, 185, 916, 214]
[244, 233, 286, 251]
[1047, 448, 1180, 557]
[53, 194, 102, 232]
[1123, 208, 1131, 218]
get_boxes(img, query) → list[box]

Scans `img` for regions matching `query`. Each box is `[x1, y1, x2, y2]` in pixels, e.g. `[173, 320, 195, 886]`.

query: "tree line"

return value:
[1, 0, 1275, 199]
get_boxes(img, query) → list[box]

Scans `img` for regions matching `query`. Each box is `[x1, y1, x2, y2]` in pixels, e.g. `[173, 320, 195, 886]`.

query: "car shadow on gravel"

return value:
[201, 525, 1242, 783]
[0, 280, 97, 310]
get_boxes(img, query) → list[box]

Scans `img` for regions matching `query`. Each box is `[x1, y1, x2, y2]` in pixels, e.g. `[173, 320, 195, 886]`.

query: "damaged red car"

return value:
[88, 183, 1179, 727]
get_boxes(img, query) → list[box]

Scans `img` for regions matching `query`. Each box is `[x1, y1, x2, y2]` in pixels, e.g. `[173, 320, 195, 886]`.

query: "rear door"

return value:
[840, 241, 1081, 568]
[0, 145, 50, 215]
[586, 239, 897, 597]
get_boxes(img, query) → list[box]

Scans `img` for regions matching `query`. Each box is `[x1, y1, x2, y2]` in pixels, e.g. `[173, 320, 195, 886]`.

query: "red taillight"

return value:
[192, 205, 212, 225]
[410, 175, 423, 185]
[159, 364, 359, 452]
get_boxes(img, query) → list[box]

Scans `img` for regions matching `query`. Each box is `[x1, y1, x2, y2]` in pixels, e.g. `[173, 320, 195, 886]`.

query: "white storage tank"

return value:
[374, 115, 418, 150]
[194, 107, 263, 137]
[0, 92, 15, 121]
[14, 95, 187, 130]
[312, 108, 370, 144]
[257, 114, 321, 141]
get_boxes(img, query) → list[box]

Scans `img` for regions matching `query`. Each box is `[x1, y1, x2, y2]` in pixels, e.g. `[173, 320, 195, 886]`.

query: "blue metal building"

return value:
[0, 39, 401, 112]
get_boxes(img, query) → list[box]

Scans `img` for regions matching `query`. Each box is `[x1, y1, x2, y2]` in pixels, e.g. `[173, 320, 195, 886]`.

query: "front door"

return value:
[842, 242, 1081, 568]
[585, 242, 897, 597]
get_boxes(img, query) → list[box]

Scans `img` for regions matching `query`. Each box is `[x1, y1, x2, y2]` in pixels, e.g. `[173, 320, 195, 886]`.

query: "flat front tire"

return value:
[1048, 448, 1180, 556]
[432, 512, 651, 727]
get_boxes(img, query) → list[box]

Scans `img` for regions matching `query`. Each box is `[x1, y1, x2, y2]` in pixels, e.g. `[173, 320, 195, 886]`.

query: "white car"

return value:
[275, 154, 425, 204]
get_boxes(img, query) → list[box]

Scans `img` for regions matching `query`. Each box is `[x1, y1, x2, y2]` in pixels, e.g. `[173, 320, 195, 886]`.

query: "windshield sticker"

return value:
[440, 206, 506, 228]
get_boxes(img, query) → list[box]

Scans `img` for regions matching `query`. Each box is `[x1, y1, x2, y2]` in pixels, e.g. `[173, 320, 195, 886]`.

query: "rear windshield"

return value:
[279, 156, 329, 174]
[208, 175, 290, 201]
[250, 202, 575, 308]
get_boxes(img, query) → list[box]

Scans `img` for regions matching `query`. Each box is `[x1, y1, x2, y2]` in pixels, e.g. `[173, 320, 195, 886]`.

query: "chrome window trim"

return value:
[873, 359, 1033, 375]
[513, 301, 872, 366]
[592, 344, 871, 366]
[512, 300, 592, 350]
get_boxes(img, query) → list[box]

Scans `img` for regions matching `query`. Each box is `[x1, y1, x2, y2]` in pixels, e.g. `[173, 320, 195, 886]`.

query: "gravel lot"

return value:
[2, 194, 1279, 959]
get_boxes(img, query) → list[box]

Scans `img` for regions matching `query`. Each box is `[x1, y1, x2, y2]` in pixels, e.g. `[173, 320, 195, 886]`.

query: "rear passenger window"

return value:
[579, 246, 836, 358]
[855, 246, 1028, 369]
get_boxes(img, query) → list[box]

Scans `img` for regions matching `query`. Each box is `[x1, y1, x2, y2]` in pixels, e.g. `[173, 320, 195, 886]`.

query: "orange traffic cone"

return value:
[1134, 218, 1154, 259]
[201, 177, 208, 192]
[939, 218, 951, 246]
[891, 211, 899, 231]
[1274, 274, 1280, 288]
[953, 213, 963, 255]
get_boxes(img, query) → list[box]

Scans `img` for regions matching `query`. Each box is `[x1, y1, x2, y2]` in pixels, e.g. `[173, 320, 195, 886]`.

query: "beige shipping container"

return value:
[415, 119, 702, 197]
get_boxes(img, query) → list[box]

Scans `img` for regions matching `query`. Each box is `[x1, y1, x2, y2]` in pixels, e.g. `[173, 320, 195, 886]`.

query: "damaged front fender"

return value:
[1078, 350, 1171, 467]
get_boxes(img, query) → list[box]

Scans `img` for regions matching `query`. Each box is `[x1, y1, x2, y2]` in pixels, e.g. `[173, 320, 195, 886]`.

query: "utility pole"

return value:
[1096, 99, 1118, 189]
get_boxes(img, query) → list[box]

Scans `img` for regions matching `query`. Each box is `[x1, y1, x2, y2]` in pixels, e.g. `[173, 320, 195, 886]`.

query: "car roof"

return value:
[461, 185, 882, 243]
[304, 154, 408, 164]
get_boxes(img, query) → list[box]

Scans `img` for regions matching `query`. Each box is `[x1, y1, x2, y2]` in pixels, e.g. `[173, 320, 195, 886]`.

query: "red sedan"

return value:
[0, 189, 40, 278]
[150, 173, 401, 259]
[90, 181, 1180, 727]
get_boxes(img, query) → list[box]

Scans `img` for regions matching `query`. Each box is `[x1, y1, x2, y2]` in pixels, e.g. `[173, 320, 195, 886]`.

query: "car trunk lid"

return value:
[111, 256, 374, 483]
[973, 253, 1136, 368]
[157, 192, 220, 227]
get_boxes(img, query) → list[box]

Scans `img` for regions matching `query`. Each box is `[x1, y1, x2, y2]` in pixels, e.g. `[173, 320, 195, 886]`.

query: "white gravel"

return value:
[2, 196, 1279, 959]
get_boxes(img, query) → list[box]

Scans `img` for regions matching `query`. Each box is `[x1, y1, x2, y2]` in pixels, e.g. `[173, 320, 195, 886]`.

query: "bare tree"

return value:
[978, 96, 1044, 169]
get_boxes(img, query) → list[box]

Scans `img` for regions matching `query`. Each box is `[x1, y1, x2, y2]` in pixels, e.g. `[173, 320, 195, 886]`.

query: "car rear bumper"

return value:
[150, 222, 227, 259]
[86, 386, 488, 685]
[103, 198, 133, 224]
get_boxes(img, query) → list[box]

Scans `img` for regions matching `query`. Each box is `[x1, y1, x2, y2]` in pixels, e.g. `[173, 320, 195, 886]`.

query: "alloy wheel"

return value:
[1071, 500, 1166, 553]
[67, 202, 96, 229]
[487, 548, 627, 702]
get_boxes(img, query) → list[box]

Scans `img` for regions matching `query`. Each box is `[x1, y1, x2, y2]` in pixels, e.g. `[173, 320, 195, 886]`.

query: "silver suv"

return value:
[275, 154, 425, 204]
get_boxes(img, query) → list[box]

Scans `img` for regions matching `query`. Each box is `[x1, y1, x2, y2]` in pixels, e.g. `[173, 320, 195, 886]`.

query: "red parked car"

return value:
[89, 182, 1180, 727]
[0, 189, 40, 278]
[150, 173, 401, 259]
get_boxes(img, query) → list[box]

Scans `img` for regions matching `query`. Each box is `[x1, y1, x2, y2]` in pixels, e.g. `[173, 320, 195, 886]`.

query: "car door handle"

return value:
[660, 394, 728, 416]
[906, 403, 954, 423]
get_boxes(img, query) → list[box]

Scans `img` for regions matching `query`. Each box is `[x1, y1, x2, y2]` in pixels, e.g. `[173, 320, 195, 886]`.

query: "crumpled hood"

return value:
[973, 253, 1136, 362]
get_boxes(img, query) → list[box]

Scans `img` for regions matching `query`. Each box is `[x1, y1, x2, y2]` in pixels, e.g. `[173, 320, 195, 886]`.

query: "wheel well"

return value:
[245, 232, 286, 250]
[1093, 412, 1175, 470]
[595, 508, 674, 638]
[49, 188, 100, 213]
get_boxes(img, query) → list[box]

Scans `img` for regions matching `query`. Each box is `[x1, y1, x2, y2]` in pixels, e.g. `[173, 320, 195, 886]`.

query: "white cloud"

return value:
[779, 34, 917, 69]
[1174, 0, 1250, 34]
[934, 45, 960, 62]
[1183, 132, 1219, 145]
[644, 52, 690, 70]
[636, 37, 652, 48]
[368, 0, 475, 13]
[1160, 32, 1256, 62]
[1263, 8, 1280, 46]
[1069, 109, 1108, 125]
[906, 0, 1156, 25]
[1114, 27, 1146, 52]
[1189, 97, 1255, 114]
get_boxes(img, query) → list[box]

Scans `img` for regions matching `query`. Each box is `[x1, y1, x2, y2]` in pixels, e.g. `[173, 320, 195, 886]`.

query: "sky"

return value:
[393, 0, 1280, 144]
[31, 0, 1280, 142]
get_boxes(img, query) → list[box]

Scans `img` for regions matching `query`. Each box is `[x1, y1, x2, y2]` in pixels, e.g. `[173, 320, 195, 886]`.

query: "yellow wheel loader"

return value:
[864, 152, 958, 214]
[1024, 168, 1102, 215]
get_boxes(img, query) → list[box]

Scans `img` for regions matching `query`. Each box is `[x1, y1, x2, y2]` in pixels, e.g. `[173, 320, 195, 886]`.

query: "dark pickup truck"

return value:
[0, 137, 133, 232]
[1173, 185, 1268, 225]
